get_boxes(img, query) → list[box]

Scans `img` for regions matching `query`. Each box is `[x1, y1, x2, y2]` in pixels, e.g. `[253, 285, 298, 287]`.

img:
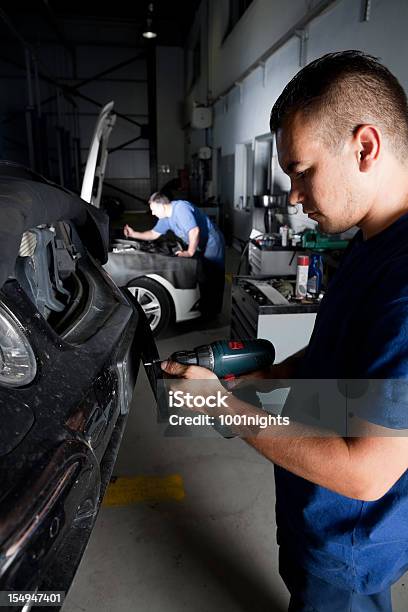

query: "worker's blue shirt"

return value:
[276, 212, 408, 594]
[153, 200, 224, 268]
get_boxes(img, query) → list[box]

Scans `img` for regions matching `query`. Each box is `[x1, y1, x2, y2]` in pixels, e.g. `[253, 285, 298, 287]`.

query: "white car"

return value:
[104, 237, 201, 335]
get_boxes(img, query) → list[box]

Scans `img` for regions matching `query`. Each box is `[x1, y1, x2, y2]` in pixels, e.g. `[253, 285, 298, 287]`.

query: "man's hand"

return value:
[161, 360, 217, 379]
[161, 360, 226, 415]
[175, 250, 192, 257]
[123, 224, 136, 238]
[224, 367, 276, 391]
[123, 227, 161, 241]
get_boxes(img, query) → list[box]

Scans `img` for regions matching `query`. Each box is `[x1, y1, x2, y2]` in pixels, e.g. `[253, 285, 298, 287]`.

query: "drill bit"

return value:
[143, 358, 163, 366]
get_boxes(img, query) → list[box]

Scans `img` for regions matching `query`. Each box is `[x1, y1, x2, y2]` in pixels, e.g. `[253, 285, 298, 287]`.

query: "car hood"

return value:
[80, 101, 116, 208]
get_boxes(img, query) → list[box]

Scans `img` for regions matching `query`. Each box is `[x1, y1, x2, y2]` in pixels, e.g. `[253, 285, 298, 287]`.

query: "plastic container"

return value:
[279, 225, 288, 247]
[296, 255, 309, 298]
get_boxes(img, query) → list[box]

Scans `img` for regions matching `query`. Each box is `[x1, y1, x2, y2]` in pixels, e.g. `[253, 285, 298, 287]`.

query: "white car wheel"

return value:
[128, 277, 172, 336]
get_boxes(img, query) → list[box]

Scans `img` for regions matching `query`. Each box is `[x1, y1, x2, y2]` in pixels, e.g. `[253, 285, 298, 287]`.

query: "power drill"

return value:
[145, 339, 275, 378]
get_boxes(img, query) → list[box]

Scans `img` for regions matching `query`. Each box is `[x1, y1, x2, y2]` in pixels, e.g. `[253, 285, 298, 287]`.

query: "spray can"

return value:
[296, 255, 309, 298]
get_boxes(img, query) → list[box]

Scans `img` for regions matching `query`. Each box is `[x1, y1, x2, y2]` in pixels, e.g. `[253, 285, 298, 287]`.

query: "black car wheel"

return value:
[127, 277, 172, 336]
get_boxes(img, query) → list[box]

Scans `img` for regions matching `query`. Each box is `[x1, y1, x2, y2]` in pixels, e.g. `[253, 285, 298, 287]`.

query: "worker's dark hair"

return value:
[149, 192, 170, 205]
[269, 50, 408, 160]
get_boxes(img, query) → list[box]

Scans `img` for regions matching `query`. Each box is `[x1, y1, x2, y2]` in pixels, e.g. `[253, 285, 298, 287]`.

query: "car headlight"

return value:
[0, 304, 37, 387]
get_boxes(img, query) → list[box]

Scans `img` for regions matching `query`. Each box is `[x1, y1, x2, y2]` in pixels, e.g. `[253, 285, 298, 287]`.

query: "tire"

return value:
[127, 277, 172, 336]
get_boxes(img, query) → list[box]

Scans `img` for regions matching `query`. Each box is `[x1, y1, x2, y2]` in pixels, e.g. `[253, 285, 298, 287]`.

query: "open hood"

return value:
[80, 101, 116, 208]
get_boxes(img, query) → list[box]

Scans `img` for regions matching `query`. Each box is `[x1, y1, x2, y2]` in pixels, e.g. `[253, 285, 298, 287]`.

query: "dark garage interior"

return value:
[1, 1, 408, 611]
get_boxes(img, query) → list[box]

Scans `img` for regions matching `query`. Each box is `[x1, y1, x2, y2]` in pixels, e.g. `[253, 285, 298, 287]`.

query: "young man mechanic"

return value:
[162, 51, 408, 611]
[124, 192, 225, 316]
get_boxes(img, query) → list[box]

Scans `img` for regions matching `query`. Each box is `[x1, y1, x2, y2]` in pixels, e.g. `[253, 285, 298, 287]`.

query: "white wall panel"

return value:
[212, 0, 408, 154]
[209, 0, 314, 98]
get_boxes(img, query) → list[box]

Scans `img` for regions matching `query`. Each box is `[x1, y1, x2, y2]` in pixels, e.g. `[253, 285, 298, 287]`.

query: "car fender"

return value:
[144, 274, 200, 322]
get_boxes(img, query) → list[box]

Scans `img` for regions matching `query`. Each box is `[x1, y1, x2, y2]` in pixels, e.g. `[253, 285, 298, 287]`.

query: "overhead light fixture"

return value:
[142, 3, 157, 39]
[143, 27, 157, 39]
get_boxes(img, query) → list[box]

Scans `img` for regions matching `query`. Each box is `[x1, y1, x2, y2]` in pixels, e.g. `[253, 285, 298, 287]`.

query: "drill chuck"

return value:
[168, 345, 214, 371]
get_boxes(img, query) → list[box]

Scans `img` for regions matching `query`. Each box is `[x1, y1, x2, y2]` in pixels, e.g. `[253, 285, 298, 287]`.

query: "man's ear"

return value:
[354, 124, 381, 172]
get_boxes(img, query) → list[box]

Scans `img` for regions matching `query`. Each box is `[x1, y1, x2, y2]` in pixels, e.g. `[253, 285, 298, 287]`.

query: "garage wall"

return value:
[71, 45, 149, 179]
[208, 0, 316, 99]
[187, 0, 408, 243]
[156, 46, 185, 190]
[184, 0, 211, 169]
[212, 0, 408, 155]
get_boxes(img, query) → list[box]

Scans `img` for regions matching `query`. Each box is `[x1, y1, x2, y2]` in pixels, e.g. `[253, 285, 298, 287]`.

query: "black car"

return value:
[0, 161, 161, 610]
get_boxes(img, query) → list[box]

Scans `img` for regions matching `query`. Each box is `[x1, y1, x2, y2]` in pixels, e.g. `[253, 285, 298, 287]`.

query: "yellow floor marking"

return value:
[225, 272, 233, 284]
[102, 474, 185, 507]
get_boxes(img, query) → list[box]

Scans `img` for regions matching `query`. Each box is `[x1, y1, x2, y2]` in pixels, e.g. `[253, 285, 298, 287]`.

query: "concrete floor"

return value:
[64, 249, 407, 612]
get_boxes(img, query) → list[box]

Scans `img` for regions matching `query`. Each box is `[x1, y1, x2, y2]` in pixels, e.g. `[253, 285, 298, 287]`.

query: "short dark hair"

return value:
[149, 192, 170, 205]
[270, 50, 408, 160]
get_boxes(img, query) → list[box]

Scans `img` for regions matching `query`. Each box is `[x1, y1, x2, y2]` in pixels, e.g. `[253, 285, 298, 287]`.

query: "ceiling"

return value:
[0, 1, 201, 47]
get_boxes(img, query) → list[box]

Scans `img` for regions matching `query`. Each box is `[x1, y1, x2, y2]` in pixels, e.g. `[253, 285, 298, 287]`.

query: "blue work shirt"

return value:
[276, 212, 408, 594]
[153, 200, 224, 268]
